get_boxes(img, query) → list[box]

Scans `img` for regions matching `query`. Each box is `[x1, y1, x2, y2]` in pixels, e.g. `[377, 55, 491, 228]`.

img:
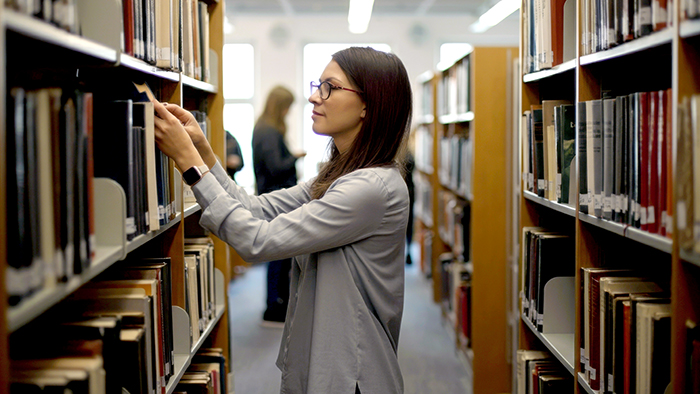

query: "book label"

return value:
[647, 207, 655, 223]
[641, 207, 648, 225]
[678, 202, 687, 230]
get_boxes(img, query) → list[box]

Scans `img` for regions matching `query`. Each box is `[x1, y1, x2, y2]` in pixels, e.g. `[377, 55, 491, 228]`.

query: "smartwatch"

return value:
[183, 164, 209, 186]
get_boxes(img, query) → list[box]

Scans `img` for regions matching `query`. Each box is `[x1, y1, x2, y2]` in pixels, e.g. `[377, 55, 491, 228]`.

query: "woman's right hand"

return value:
[153, 101, 218, 169]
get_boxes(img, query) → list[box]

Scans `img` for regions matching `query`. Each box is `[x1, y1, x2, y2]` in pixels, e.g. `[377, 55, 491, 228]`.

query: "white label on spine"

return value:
[678, 202, 687, 230]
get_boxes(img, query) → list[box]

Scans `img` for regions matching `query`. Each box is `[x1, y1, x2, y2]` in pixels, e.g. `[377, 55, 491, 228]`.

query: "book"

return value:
[580, 268, 633, 384]
[635, 301, 671, 393]
[558, 104, 576, 205]
[578, 101, 589, 214]
[93, 99, 139, 241]
[589, 99, 603, 217]
[639, 91, 650, 231]
[534, 233, 574, 331]
[542, 100, 570, 201]
[613, 95, 628, 223]
[133, 100, 161, 232]
[692, 95, 700, 251]
[678, 96, 694, 250]
[598, 277, 664, 392]
[602, 98, 615, 220]
[530, 105, 545, 197]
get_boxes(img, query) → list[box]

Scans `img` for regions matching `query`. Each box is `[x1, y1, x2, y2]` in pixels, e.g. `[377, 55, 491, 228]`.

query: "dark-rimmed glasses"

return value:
[310, 81, 363, 100]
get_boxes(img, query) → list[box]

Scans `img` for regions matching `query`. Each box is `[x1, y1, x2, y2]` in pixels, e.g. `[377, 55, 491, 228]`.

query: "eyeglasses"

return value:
[310, 81, 363, 100]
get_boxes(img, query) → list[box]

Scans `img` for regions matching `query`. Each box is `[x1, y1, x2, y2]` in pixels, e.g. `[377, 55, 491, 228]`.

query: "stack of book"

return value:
[10, 256, 175, 394]
[579, 268, 670, 393]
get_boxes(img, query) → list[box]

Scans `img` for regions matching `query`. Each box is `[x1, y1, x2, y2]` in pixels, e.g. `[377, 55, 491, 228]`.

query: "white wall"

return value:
[225, 13, 519, 173]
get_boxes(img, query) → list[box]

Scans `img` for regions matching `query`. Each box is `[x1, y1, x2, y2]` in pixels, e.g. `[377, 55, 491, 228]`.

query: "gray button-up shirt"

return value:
[193, 162, 407, 394]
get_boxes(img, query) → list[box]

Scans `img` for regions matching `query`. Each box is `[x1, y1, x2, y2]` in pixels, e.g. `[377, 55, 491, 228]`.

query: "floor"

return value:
[227, 246, 473, 394]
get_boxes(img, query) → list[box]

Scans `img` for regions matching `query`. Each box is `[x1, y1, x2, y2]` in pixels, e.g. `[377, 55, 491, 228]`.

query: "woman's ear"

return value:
[361, 107, 366, 119]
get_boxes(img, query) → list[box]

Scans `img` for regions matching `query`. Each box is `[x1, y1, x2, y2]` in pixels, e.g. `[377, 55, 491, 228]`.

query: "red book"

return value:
[647, 91, 659, 234]
[664, 88, 673, 238]
[83, 92, 95, 260]
[658, 90, 667, 235]
[639, 91, 650, 231]
[122, 0, 135, 56]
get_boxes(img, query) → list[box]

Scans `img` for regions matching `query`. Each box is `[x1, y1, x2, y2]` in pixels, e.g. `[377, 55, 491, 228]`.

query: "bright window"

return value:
[301, 43, 391, 182]
[223, 43, 255, 193]
[223, 43, 254, 100]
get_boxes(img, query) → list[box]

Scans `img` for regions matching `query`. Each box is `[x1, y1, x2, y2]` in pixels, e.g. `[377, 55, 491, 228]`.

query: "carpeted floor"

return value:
[227, 246, 473, 394]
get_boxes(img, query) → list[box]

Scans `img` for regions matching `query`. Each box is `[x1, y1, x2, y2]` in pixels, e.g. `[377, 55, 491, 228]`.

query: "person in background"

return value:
[225, 131, 244, 183]
[152, 46, 412, 394]
[252, 85, 305, 326]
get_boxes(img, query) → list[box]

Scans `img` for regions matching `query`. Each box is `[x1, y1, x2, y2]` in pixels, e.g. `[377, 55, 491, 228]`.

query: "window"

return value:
[222, 43, 255, 193]
[301, 43, 391, 182]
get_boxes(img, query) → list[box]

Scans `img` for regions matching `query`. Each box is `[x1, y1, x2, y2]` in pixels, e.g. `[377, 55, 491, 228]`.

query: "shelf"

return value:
[578, 213, 672, 253]
[4, 10, 118, 63]
[438, 112, 474, 124]
[577, 372, 597, 394]
[184, 203, 202, 219]
[579, 29, 673, 66]
[523, 191, 576, 217]
[680, 249, 700, 267]
[7, 178, 184, 332]
[522, 58, 577, 83]
[166, 268, 226, 394]
[522, 314, 575, 375]
[182, 74, 217, 94]
[680, 18, 700, 38]
[119, 54, 182, 82]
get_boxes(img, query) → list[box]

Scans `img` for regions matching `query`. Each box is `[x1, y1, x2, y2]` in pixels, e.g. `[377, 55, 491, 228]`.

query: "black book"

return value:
[6, 87, 31, 305]
[93, 99, 138, 241]
[73, 90, 91, 275]
[578, 101, 589, 214]
[535, 234, 575, 331]
[531, 106, 546, 197]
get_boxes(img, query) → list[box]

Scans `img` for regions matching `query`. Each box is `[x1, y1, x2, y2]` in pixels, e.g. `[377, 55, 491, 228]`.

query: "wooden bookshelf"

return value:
[515, 0, 700, 391]
[416, 46, 518, 394]
[1, 1, 230, 392]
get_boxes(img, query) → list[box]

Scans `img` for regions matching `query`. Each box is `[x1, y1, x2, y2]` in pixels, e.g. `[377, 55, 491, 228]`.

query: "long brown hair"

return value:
[255, 85, 295, 135]
[310, 47, 413, 199]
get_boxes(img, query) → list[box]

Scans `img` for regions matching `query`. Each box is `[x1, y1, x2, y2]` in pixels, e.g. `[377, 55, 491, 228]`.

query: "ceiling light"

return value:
[469, 0, 520, 33]
[348, 0, 375, 34]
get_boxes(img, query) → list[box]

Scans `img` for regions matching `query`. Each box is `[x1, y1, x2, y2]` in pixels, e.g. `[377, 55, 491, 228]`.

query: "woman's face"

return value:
[309, 60, 366, 153]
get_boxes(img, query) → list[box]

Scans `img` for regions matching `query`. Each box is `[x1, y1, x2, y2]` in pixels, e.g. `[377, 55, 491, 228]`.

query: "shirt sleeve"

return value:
[205, 161, 312, 221]
[193, 166, 389, 263]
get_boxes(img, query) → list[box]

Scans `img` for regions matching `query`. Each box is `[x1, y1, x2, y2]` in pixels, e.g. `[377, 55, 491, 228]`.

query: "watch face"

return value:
[183, 166, 202, 186]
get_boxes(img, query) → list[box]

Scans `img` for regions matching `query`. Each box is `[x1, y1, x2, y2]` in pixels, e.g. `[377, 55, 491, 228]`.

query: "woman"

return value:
[153, 46, 413, 394]
[251, 85, 304, 325]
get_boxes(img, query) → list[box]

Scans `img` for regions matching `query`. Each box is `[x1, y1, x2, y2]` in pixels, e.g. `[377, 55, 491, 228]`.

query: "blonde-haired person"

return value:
[252, 85, 306, 326]
[153, 46, 412, 394]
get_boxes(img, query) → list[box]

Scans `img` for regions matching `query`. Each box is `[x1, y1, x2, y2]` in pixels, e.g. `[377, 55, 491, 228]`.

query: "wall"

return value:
[225, 13, 519, 178]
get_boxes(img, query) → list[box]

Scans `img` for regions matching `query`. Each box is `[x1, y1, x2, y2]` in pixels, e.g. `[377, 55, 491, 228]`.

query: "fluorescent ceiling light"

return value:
[348, 0, 375, 34]
[469, 0, 519, 33]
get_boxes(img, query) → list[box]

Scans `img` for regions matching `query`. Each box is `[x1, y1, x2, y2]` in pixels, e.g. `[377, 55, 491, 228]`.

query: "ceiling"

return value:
[225, 0, 487, 17]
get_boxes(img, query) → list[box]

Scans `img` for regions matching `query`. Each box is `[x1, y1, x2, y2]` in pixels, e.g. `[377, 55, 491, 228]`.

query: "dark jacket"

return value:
[252, 124, 297, 195]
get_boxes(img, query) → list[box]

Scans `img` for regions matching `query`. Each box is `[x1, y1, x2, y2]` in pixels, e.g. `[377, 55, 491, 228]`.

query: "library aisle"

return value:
[227, 246, 472, 394]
